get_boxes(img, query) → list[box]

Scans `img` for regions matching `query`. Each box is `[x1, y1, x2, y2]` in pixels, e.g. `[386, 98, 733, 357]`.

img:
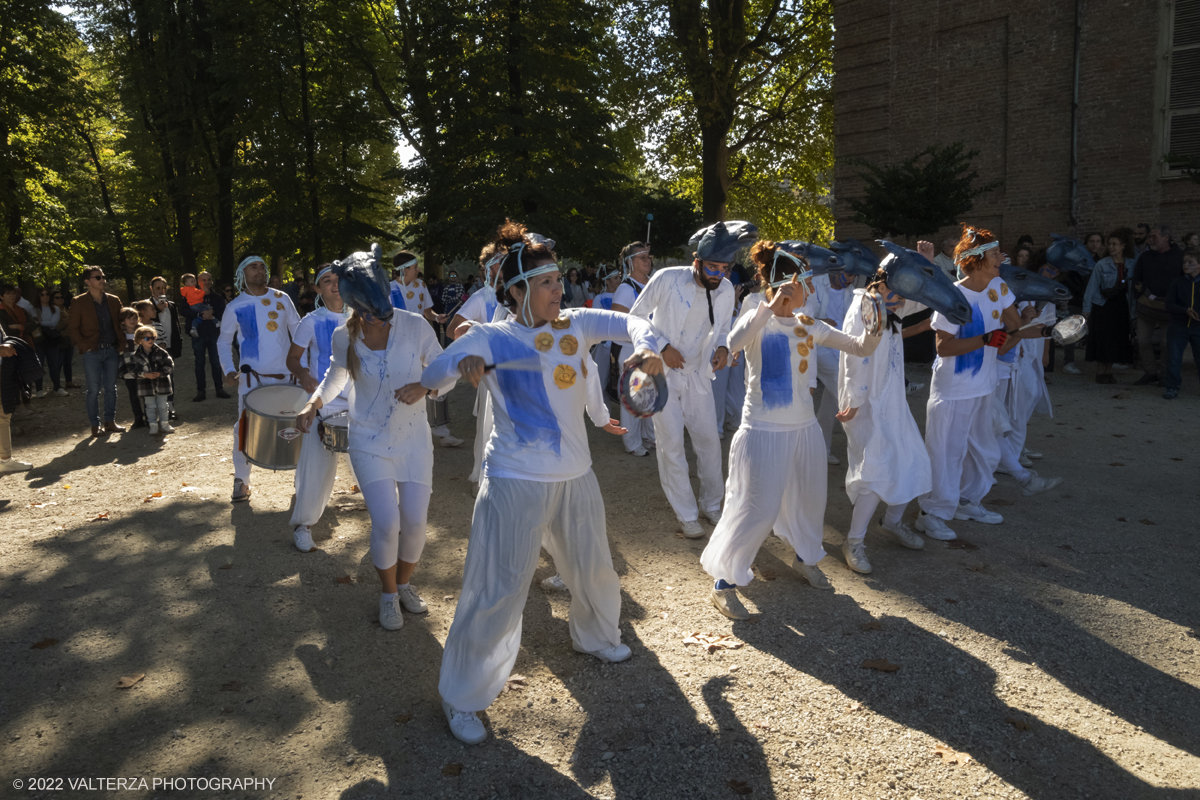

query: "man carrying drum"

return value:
[219, 255, 302, 503]
[285, 263, 353, 551]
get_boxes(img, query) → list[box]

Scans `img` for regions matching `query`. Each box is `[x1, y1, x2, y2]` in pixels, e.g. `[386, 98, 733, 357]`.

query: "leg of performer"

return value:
[881, 502, 907, 529]
[232, 387, 251, 485]
[681, 372, 725, 519]
[774, 424, 831, 587]
[918, 396, 974, 524]
[711, 365, 730, 430]
[540, 471, 623, 655]
[847, 490, 881, 542]
[813, 379, 837, 460]
[469, 388, 492, 484]
[288, 423, 340, 549]
[959, 393, 1001, 509]
[439, 477, 548, 714]
[652, 372, 700, 526]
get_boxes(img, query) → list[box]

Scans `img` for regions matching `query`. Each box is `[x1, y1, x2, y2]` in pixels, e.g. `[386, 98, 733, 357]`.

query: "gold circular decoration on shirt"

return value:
[799, 359, 809, 373]
[559, 335, 579, 356]
[266, 320, 278, 332]
[261, 298, 271, 306]
[797, 343, 809, 357]
[794, 326, 807, 338]
[580, 357, 589, 378]
[268, 311, 279, 320]
[798, 314, 815, 325]
[535, 332, 554, 352]
[550, 317, 571, 330]
[553, 363, 577, 389]
[274, 290, 283, 298]
[1000, 282, 1010, 296]
[276, 302, 284, 311]
[806, 335, 814, 349]
[987, 288, 998, 302]
[992, 309, 1000, 320]
[406, 290, 415, 299]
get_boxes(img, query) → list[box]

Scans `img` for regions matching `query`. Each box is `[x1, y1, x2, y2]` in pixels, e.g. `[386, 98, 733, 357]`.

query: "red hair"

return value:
[953, 224, 997, 274]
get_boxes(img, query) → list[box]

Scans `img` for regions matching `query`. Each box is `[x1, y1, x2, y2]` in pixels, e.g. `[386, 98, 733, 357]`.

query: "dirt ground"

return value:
[2, 352, 1199, 800]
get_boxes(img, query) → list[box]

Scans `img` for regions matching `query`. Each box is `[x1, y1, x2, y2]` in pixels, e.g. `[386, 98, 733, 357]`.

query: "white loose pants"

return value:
[700, 424, 828, 587]
[813, 350, 841, 456]
[652, 370, 725, 523]
[469, 387, 493, 484]
[233, 376, 290, 483]
[439, 472, 622, 712]
[918, 394, 999, 520]
[289, 422, 357, 528]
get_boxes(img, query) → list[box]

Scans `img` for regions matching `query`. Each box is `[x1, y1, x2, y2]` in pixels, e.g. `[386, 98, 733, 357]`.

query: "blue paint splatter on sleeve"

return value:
[390, 284, 406, 311]
[953, 302, 985, 376]
[313, 317, 339, 381]
[489, 328, 561, 455]
[486, 299, 498, 322]
[599, 297, 613, 311]
[759, 332, 793, 410]
[234, 304, 260, 362]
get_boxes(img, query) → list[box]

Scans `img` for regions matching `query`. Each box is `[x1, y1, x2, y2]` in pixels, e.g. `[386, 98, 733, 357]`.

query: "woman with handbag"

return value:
[31, 287, 69, 396]
[1083, 230, 1137, 384]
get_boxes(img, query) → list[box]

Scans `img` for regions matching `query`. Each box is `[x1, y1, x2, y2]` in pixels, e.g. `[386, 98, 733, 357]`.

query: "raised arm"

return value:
[811, 317, 882, 358]
[728, 300, 773, 354]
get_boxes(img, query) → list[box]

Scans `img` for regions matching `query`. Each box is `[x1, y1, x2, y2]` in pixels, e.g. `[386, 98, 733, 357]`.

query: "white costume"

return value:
[629, 266, 735, 524]
[289, 305, 354, 528]
[996, 302, 1054, 480]
[218, 289, 301, 484]
[839, 293, 932, 538]
[811, 275, 853, 457]
[457, 288, 511, 486]
[312, 310, 450, 569]
[701, 300, 880, 585]
[389, 277, 432, 317]
[918, 276, 1014, 521]
[612, 277, 655, 453]
[424, 309, 657, 713]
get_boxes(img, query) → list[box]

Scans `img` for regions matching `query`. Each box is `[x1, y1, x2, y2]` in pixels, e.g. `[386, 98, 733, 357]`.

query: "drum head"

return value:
[321, 410, 349, 428]
[244, 384, 310, 417]
[1051, 314, 1088, 345]
[619, 364, 668, 418]
[859, 291, 887, 336]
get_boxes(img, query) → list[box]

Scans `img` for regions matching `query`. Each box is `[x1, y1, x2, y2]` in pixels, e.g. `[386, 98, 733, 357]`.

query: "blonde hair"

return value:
[344, 311, 366, 381]
[134, 325, 157, 343]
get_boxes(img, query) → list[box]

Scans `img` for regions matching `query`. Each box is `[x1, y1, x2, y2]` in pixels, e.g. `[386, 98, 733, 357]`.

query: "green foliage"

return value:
[846, 142, 1001, 241]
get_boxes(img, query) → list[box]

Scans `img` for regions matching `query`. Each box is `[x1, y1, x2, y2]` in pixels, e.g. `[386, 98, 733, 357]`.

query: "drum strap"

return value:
[237, 411, 248, 454]
[242, 367, 289, 390]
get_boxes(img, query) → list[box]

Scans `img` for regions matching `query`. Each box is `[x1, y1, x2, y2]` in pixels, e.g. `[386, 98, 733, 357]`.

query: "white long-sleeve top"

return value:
[421, 309, 658, 482]
[218, 289, 300, 383]
[313, 309, 454, 477]
[838, 292, 924, 412]
[730, 299, 881, 430]
[629, 266, 733, 379]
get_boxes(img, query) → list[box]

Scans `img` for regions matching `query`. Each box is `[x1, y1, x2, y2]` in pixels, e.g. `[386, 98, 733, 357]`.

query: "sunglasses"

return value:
[53, 295, 63, 300]
[140, 335, 157, 341]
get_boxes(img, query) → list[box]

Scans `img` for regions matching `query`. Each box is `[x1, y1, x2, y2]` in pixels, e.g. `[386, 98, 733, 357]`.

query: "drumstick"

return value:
[483, 356, 542, 373]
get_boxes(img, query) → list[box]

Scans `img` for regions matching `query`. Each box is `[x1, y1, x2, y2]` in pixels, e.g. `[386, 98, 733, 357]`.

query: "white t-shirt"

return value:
[420, 309, 658, 482]
[629, 266, 734, 378]
[458, 287, 502, 324]
[218, 289, 301, 389]
[930, 276, 1016, 400]
[611, 277, 646, 311]
[730, 301, 880, 430]
[314, 309, 450, 479]
[294, 305, 351, 414]
[389, 278, 432, 316]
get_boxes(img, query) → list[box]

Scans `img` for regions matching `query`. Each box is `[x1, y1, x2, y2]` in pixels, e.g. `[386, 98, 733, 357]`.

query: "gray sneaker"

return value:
[1019, 470, 1064, 496]
[915, 512, 957, 541]
[710, 587, 750, 620]
[397, 585, 428, 614]
[880, 519, 925, 549]
[792, 559, 833, 590]
[842, 539, 872, 574]
[679, 519, 706, 538]
[379, 594, 404, 630]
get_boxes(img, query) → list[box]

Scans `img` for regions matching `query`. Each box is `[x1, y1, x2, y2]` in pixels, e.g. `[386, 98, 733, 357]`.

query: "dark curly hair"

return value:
[492, 219, 558, 308]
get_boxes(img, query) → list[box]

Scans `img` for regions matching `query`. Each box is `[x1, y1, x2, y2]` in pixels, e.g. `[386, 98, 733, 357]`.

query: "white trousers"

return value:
[143, 395, 167, 426]
[652, 370, 725, 522]
[360, 479, 431, 569]
[289, 422, 356, 528]
[233, 376, 290, 483]
[996, 376, 1031, 482]
[918, 394, 999, 520]
[700, 424, 827, 586]
[469, 387, 493, 484]
[439, 472, 621, 712]
[848, 491, 906, 541]
[813, 352, 840, 455]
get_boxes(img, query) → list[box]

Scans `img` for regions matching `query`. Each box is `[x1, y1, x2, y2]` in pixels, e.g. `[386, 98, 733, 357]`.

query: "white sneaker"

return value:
[842, 539, 872, 574]
[379, 594, 404, 630]
[826, 452, 840, 465]
[710, 587, 750, 620]
[438, 433, 464, 448]
[954, 501, 1003, 524]
[189, 329, 199, 338]
[573, 642, 632, 663]
[148, 422, 159, 435]
[629, 445, 649, 457]
[881, 518, 925, 549]
[0, 457, 33, 473]
[905, 381, 926, 395]
[701, 507, 722, 525]
[679, 519, 706, 538]
[397, 584, 428, 614]
[54, 388, 69, 397]
[1018, 454, 1034, 468]
[792, 559, 833, 590]
[916, 512, 957, 541]
[443, 700, 487, 745]
[540, 573, 568, 592]
[159, 421, 175, 434]
[1019, 471, 1063, 496]
[1063, 363, 1081, 375]
[293, 525, 317, 552]
[35, 389, 46, 399]
[1022, 448, 1043, 460]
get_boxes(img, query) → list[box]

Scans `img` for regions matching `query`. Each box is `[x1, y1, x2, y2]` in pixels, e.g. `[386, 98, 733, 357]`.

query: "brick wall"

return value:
[833, 0, 1200, 251]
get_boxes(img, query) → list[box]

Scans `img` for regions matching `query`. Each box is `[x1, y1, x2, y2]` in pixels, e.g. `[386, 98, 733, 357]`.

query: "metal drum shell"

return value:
[426, 395, 449, 427]
[319, 411, 350, 453]
[241, 384, 309, 471]
[1050, 314, 1088, 346]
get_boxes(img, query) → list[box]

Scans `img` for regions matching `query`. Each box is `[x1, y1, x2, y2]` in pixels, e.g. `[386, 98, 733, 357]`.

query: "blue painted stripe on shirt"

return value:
[390, 285, 406, 311]
[486, 299, 499, 322]
[953, 302, 985, 376]
[490, 329, 561, 455]
[234, 304, 260, 362]
[760, 332, 793, 410]
[313, 316, 339, 381]
[599, 297, 613, 311]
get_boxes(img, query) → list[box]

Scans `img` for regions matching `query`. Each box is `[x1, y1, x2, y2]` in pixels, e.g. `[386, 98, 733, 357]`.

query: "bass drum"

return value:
[240, 383, 310, 470]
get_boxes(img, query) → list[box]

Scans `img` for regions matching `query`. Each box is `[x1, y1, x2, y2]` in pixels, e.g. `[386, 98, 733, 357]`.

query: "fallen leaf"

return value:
[62, 485, 70, 489]
[933, 744, 972, 765]
[220, 681, 243, 692]
[335, 575, 355, 584]
[1109, 462, 1124, 467]
[1139, 519, 1156, 526]
[683, 632, 744, 653]
[1111, 393, 1131, 400]
[1005, 715, 1032, 731]
[944, 597, 959, 604]
[1112, 434, 1125, 438]
[30, 638, 58, 650]
[350, 484, 360, 493]
[116, 674, 145, 689]
[394, 713, 413, 724]
[218, 564, 232, 570]
[503, 675, 527, 693]
[441, 763, 463, 777]
[947, 538, 979, 551]
[861, 659, 900, 672]
[181, 481, 188, 486]
[966, 564, 987, 573]
[1170, 457, 1183, 461]
[147, 469, 158, 475]
[726, 779, 753, 795]
[1117, 517, 1127, 522]
[143, 491, 164, 503]
[89, 512, 110, 522]
[859, 619, 882, 631]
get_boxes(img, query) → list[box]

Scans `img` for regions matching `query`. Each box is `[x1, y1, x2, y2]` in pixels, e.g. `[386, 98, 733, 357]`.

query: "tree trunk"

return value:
[701, 121, 731, 223]
[506, 0, 535, 216]
[76, 122, 134, 297]
[294, 5, 321, 266]
[215, 133, 236, 282]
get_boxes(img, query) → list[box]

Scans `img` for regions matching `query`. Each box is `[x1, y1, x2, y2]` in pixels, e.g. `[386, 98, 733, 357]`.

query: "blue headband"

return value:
[503, 243, 560, 289]
[955, 240, 998, 264]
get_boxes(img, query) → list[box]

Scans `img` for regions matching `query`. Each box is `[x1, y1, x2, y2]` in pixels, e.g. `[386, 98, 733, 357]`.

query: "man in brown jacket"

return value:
[67, 266, 126, 436]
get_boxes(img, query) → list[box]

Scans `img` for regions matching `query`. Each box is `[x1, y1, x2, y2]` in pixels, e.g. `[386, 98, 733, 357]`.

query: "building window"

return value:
[1165, 0, 1200, 173]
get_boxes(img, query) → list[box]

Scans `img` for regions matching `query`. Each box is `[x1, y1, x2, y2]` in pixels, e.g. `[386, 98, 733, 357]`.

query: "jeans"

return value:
[36, 342, 66, 390]
[192, 333, 223, 392]
[82, 347, 120, 426]
[1137, 314, 1165, 376]
[1164, 323, 1200, 392]
[63, 345, 74, 383]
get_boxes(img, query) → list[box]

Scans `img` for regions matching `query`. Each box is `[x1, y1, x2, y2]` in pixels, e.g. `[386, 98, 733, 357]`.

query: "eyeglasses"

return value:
[140, 336, 157, 341]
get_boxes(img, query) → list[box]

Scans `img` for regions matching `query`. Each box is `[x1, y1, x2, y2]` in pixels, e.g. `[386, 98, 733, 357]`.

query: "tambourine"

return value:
[859, 291, 888, 336]
[619, 363, 669, 418]
[1045, 314, 1088, 345]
